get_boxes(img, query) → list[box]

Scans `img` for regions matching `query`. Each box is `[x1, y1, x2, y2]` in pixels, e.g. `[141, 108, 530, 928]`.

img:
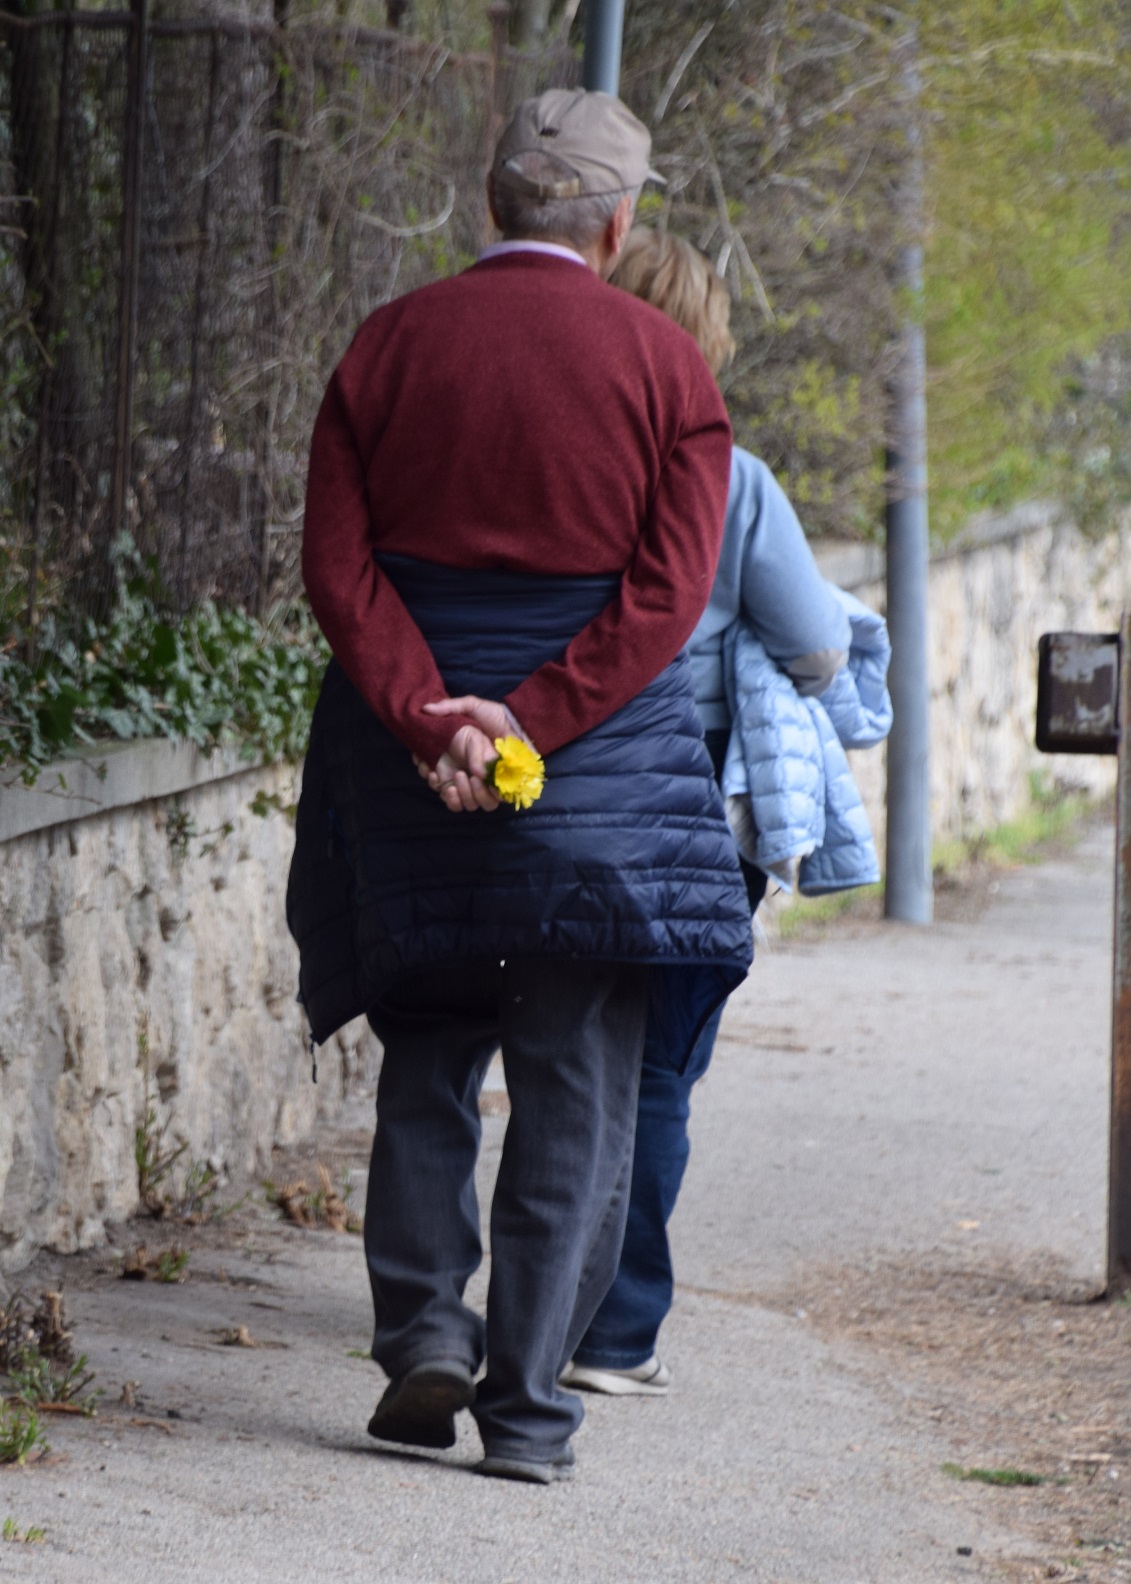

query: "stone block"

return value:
[0, 757, 374, 1274]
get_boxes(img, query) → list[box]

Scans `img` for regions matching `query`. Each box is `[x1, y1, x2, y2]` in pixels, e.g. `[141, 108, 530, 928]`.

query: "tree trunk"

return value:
[513, 0, 552, 49]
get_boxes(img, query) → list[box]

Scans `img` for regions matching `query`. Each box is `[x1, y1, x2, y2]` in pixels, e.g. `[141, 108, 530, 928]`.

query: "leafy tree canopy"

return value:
[922, 0, 1131, 535]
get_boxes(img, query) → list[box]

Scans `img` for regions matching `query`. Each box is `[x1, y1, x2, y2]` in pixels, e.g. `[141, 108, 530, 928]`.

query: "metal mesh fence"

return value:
[0, 9, 576, 632]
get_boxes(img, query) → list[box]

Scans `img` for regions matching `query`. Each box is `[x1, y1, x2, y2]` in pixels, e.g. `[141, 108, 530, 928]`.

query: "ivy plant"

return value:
[0, 538, 329, 782]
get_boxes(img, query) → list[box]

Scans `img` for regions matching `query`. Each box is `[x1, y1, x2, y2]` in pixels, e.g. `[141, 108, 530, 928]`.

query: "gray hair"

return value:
[492, 151, 635, 250]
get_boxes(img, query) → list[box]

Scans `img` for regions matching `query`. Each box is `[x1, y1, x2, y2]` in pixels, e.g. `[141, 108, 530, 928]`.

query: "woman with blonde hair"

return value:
[610, 227, 738, 378]
[562, 227, 888, 1397]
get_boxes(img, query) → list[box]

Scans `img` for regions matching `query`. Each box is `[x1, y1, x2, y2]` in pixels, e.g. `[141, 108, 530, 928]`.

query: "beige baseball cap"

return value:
[493, 88, 664, 201]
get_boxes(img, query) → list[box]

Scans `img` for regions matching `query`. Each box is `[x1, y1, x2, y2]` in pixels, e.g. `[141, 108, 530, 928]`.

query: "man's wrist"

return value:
[502, 706, 534, 748]
[413, 711, 476, 770]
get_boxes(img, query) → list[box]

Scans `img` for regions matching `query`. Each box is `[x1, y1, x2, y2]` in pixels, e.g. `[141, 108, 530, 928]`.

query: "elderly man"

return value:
[288, 89, 752, 1484]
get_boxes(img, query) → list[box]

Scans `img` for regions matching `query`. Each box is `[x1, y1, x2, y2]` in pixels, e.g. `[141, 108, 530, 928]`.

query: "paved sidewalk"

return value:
[0, 821, 1116, 1583]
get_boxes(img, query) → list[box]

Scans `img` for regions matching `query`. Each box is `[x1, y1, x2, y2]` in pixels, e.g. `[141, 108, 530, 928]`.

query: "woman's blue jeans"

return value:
[571, 1004, 724, 1369]
[572, 726, 765, 1371]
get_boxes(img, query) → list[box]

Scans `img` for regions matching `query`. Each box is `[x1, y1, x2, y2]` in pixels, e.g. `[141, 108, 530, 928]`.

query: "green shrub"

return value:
[0, 536, 328, 780]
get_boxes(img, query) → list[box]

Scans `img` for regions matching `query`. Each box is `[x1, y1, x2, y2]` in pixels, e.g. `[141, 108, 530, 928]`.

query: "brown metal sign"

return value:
[1035, 631, 1120, 756]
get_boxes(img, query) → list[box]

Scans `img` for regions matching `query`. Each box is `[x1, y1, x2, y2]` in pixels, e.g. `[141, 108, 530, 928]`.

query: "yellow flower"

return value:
[487, 735, 545, 810]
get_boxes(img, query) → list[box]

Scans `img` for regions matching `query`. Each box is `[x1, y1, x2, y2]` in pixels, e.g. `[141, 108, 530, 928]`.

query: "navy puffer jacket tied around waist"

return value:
[287, 555, 754, 1068]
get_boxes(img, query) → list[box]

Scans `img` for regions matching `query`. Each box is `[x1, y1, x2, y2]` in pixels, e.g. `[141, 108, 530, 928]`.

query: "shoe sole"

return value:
[561, 1367, 669, 1397]
[478, 1454, 574, 1485]
[367, 1363, 476, 1450]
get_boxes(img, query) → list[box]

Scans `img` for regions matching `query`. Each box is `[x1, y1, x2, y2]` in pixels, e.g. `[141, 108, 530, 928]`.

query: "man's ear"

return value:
[604, 195, 635, 269]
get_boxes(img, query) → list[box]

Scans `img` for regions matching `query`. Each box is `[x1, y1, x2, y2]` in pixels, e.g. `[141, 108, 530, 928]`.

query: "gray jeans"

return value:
[365, 955, 650, 1459]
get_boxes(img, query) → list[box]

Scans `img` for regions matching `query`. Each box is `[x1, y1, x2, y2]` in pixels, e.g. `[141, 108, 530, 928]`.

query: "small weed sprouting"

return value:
[155, 1248, 188, 1286]
[248, 789, 297, 822]
[2, 1518, 47, 1544]
[156, 1250, 190, 1284]
[265, 1164, 362, 1234]
[162, 806, 233, 861]
[135, 1075, 190, 1218]
[163, 803, 197, 861]
[0, 1404, 46, 1466]
[161, 804, 234, 861]
[178, 1158, 221, 1223]
[197, 820, 234, 858]
[134, 1063, 219, 1223]
[120, 1245, 189, 1283]
[11, 1348, 98, 1415]
[1, 1292, 96, 1419]
[942, 1462, 1046, 1487]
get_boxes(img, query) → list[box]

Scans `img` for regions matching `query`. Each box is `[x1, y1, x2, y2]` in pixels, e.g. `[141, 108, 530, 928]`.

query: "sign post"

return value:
[1110, 611, 1131, 1293]
[1036, 616, 1130, 1294]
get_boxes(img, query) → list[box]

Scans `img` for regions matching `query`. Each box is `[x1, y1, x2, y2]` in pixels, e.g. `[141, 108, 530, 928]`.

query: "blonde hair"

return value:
[612, 227, 735, 375]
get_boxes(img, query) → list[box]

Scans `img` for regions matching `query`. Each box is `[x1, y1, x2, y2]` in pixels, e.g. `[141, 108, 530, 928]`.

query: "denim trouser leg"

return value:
[572, 1003, 725, 1370]
[472, 958, 650, 1459]
[365, 981, 499, 1377]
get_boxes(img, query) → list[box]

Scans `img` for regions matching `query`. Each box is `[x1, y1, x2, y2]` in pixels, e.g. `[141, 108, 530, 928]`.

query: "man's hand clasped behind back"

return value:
[415, 695, 526, 814]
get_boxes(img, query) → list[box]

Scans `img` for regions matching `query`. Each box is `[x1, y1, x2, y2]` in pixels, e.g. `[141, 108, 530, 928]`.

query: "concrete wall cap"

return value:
[0, 737, 261, 845]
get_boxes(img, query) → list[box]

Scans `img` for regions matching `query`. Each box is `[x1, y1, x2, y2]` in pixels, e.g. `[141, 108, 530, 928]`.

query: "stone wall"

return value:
[0, 751, 374, 1274]
[816, 504, 1131, 863]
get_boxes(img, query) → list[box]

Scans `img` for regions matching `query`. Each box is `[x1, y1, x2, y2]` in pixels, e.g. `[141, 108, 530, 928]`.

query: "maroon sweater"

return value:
[302, 252, 732, 765]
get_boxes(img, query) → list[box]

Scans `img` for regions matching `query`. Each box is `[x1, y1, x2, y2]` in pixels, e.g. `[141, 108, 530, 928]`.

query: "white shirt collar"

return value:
[478, 240, 589, 268]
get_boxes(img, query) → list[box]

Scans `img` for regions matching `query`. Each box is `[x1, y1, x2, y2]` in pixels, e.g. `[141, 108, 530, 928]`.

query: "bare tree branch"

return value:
[654, 24, 714, 126]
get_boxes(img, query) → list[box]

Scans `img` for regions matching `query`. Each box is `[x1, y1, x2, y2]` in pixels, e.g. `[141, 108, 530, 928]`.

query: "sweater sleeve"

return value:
[738, 453, 852, 686]
[301, 371, 475, 765]
[504, 366, 732, 755]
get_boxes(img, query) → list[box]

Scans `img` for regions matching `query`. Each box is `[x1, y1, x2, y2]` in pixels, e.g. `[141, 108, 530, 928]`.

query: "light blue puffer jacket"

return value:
[719, 589, 892, 895]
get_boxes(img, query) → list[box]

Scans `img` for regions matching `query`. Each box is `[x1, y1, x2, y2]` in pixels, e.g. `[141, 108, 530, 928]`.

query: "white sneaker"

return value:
[559, 1355, 671, 1396]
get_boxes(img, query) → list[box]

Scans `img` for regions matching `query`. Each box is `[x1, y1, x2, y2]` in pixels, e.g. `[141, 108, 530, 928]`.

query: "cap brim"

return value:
[645, 165, 667, 186]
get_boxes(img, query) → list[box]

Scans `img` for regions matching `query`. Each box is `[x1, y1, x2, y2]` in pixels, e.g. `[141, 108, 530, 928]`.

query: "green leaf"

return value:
[151, 624, 179, 669]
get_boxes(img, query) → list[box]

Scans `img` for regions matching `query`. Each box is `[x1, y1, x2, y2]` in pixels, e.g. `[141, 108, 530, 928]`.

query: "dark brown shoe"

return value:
[366, 1360, 476, 1450]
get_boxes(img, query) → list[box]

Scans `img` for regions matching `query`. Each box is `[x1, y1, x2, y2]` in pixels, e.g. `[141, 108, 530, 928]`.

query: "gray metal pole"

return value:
[884, 29, 933, 925]
[582, 0, 625, 94]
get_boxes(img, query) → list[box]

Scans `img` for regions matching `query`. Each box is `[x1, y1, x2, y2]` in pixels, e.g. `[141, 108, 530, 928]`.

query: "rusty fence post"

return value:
[249, 0, 290, 617]
[111, 0, 149, 543]
[1109, 609, 1131, 1295]
[25, 3, 75, 656]
[178, 28, 221, 604]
